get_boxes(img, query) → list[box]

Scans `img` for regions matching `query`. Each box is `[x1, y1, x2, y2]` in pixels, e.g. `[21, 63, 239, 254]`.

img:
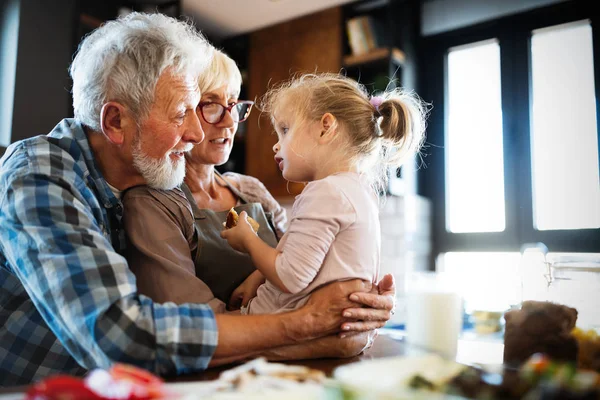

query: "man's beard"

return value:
[132, 135, 186, 190]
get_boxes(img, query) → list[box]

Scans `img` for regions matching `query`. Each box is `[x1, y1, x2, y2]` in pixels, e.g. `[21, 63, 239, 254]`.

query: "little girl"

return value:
[221, 72, 427, 315]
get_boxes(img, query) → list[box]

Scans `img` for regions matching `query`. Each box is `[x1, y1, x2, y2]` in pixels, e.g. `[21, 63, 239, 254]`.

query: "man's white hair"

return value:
[70, 12, 214, 131]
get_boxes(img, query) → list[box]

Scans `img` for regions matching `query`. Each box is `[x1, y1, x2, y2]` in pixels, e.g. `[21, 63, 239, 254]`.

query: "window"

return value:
[420, 1, 599, 270]
[438, 252, 521, 312]
[0, 0, 20, 148]
[530, 20, 600, 230]
[446, 39, 505, 233]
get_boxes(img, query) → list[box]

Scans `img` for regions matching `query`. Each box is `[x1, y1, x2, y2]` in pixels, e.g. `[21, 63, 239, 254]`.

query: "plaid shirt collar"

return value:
[51, 119, 120, 210]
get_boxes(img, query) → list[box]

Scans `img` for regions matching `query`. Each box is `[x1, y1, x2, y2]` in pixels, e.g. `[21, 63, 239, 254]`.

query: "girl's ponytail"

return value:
[376, 89, 429, 168]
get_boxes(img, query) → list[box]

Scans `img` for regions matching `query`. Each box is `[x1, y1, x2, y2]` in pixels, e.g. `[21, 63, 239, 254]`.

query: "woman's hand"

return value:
[340, 274, 396, 333]
[221, 211, 257, 253]
[228, 270, 265, 311]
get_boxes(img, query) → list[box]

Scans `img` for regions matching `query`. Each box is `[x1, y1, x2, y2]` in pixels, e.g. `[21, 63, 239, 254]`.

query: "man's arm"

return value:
[208, 331, 374, 367]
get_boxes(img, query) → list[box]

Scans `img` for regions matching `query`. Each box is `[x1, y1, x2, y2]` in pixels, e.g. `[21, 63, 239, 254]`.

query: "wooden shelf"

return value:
[80, 13, 104, 29]
[343, 47, 405, 67]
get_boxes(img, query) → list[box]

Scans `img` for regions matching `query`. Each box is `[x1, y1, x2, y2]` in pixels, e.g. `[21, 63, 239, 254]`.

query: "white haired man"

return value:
[0, 12, 395, 387]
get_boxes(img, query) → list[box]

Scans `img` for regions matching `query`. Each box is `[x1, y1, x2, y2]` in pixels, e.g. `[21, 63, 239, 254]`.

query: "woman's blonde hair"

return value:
[197, 49, 242, 97]
[260, 72, 429, 193]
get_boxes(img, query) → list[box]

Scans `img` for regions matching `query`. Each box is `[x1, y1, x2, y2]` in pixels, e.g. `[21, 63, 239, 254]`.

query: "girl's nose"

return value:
[272, 142, 280, 153]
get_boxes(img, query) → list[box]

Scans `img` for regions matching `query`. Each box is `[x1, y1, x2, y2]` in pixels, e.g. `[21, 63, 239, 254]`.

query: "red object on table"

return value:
[24, 363, 168, 400]
[25, 375, 104, 400]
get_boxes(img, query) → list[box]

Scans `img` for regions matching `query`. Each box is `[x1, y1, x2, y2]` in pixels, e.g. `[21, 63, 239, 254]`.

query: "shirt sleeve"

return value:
[122, 187, 225, 313]
[223, 172, 288, 239]
[0, 173, 218, 376]
[275, 180, 356, 294]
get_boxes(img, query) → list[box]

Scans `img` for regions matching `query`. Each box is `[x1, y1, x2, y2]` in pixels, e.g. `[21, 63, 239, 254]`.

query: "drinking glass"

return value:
[405, 271, 464, 359]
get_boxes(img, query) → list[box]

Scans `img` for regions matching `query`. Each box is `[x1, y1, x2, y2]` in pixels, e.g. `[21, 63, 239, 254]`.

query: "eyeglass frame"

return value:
[198, 100, 255, 125]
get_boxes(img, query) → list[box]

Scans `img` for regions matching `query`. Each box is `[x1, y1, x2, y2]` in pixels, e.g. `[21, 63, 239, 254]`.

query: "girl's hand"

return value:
[228, 270, 265, 311]
[220, 211, 257, 253]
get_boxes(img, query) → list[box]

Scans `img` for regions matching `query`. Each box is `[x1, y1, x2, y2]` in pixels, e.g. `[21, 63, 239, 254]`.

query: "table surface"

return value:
[0, 331, 504, 395]
[167, 332, 407, 383]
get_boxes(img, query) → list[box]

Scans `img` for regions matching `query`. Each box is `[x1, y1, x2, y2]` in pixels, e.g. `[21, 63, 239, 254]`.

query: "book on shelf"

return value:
[346, 16, 368, 55]
[360, 16, 379, 51]
[346, 15, 382, 55]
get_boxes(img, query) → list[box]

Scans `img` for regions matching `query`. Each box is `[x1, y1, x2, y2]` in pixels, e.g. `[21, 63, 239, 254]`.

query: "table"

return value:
[0, 331, 504, 396]
[0, 334, 405, 397]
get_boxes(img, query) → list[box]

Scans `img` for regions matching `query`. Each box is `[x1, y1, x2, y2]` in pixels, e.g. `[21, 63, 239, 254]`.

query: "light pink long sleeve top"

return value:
[247, 172, 381, 314]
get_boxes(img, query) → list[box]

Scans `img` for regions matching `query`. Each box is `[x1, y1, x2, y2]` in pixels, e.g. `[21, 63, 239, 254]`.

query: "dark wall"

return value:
[10, 0, 77, 143]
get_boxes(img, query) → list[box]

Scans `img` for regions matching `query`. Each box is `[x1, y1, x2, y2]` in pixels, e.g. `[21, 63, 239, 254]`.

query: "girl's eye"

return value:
[281, 128, 289, 135]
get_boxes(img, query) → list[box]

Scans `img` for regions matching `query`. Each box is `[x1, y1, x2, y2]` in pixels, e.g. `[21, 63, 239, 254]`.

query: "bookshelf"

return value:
[343, 47, 405, 67]
[341, 0, 404, 94]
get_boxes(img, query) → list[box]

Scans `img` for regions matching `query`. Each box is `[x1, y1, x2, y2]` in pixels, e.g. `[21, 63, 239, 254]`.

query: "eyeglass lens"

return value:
[202, 103, 252, 124]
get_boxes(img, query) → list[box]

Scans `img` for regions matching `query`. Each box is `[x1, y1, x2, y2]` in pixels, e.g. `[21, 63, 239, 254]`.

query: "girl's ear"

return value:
[318, 112, 337, 144]
[100, 102, 134, 145]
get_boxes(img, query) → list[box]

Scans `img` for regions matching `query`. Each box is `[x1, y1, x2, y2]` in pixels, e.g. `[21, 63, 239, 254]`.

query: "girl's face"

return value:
[271, 99, 320, 183]
[190, 84, 238, 166]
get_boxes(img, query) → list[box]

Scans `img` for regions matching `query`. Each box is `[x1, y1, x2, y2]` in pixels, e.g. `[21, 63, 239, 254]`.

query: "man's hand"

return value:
[299, 279, 373, 340]
[228, 270, 265, 311]
[340, 274, 396, 333]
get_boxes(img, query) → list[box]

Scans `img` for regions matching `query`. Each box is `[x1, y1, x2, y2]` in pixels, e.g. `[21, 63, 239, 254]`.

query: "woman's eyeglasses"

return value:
[198, 100, 254, 125]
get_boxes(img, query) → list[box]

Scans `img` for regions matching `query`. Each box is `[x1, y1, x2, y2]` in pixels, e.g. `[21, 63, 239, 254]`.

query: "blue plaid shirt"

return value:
[0, 119, 218, 387]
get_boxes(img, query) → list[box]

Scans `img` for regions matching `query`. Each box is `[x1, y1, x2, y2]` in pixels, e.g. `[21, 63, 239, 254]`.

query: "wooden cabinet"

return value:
[245, 7, 342, 198]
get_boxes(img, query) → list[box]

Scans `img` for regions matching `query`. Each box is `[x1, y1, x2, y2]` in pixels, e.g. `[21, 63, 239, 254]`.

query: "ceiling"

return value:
[182, 0, 360, 41]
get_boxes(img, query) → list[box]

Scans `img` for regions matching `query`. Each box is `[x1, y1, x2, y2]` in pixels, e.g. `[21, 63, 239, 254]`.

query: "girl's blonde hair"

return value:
[197, 48, 242, 96]
[260, 72, 429, 193]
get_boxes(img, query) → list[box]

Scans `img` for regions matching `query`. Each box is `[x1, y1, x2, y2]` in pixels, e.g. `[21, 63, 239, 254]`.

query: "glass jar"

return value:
[519, 244, 600, 331]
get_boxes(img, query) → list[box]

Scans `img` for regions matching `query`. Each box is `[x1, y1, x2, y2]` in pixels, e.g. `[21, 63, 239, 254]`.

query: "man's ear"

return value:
[318, 112, 337, 144]
[100, 102, 131, 145]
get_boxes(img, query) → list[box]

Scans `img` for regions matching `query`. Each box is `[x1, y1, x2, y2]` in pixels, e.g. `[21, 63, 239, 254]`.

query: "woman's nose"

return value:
[219, 108, 236, 128]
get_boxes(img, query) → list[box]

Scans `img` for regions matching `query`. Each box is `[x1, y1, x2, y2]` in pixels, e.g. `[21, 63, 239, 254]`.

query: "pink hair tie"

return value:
[369, 95, 384, 112]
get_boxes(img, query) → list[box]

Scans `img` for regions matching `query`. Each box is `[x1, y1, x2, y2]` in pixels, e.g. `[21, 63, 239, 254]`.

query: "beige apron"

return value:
[180, 173, 279, 304]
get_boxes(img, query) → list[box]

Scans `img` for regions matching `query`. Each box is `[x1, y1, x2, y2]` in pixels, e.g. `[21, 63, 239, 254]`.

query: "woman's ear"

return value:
[100, 102, 132, 145]
[318, 112, 337, 144]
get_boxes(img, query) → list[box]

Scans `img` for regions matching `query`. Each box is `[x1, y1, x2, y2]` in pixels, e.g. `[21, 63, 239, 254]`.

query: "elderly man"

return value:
[0, 12, 394, 387]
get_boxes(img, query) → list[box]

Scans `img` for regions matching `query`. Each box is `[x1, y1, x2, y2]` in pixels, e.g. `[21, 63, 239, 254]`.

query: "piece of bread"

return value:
[503, 300, 579, 367]
[224, 207, 260, 233]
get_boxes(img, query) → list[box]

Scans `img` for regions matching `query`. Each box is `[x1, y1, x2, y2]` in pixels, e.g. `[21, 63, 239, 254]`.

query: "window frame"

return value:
[418, 0, 600, 261]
